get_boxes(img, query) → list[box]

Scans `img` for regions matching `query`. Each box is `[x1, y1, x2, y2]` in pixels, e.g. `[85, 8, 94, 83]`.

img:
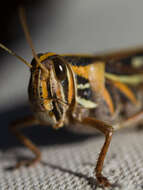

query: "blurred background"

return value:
[1, 0, 143, 148]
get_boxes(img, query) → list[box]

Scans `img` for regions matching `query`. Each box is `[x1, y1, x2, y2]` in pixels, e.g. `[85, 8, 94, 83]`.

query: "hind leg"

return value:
[114, 111, 143, 131]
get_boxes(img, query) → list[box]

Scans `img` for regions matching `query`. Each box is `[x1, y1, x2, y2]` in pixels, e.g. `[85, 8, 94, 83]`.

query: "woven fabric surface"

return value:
[0, 129, 143, 190]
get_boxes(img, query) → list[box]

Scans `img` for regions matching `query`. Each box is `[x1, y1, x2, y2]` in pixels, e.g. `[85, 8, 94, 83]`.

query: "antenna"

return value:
[18, 6, 48, 74]
[0, 43, 32, 68]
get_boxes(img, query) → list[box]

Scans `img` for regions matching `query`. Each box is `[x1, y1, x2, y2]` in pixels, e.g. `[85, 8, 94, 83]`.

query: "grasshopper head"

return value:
[29, 53, 76, 126]
[0, 8, 76, 128]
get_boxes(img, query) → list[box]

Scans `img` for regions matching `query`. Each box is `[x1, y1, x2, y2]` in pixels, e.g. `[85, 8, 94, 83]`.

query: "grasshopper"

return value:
[1, 6, 143, 188]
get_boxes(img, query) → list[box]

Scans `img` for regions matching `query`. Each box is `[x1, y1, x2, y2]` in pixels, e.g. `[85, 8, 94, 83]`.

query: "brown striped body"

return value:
[27, 51, 143, 131]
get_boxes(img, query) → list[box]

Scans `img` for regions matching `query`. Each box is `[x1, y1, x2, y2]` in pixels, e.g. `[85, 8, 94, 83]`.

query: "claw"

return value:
[96, 173, 111, 187]
[15, 158, 39, 169]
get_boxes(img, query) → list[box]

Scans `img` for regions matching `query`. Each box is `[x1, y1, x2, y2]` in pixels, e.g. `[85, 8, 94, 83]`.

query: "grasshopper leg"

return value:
[114, 111, 143, 131]
[79, 117, 113, 187]
[9, 115, 41, 168]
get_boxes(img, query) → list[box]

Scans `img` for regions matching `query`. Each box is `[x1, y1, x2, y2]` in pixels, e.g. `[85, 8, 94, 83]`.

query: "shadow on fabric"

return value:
[0, 102, 98, 149]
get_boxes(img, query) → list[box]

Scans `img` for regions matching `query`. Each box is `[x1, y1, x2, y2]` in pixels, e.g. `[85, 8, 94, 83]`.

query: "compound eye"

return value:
[53, 58, 67, 81]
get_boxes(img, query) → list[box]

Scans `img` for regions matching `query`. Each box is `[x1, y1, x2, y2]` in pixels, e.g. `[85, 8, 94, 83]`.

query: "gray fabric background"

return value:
[1, 129, 143, 190]
[0, 0, 143, 189]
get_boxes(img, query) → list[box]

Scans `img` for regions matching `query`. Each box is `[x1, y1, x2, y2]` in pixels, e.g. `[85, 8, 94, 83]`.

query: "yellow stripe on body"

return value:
[77, 97, 97, 108]
[71, 65, 91, 79]
[41, 81, 48, 99]
[110, 80, 137, 104]
[40, 53, 57, 62]
[131, 56, 143, 68]
[67, 67, 74, 104]
[102, 88, 114, 114]
[77, 83, 90, 89]
[72, 62, 115, 114]
[105, 73, 143, 85]
[105, 72, 143, 105]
